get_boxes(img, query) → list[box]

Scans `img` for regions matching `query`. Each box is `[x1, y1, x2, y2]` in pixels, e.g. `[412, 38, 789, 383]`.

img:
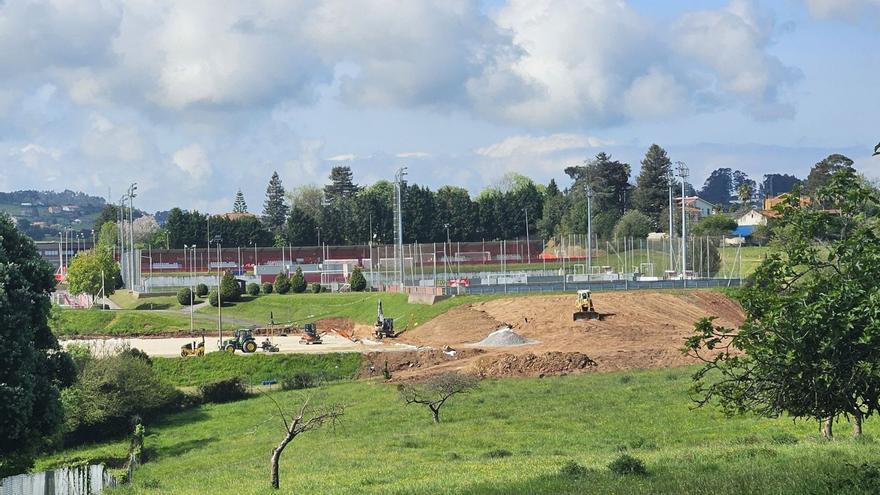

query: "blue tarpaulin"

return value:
[731, 225, 757, 237]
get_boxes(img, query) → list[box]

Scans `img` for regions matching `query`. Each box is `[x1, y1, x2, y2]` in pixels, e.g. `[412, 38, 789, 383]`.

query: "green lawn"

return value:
[51, 308, 235, 336]
[152, 352, 362, 387]
[36, 366, 878, 494]
[110, 292, 194, 310]
[196, 292, 505, 329]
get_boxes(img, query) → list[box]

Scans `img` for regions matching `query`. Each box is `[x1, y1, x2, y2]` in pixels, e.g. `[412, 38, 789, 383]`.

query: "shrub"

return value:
[198, 377, 249, 404]
[311, 282, 323, 294]
[177, 287, 194, 306]
[220, 271, 241, 302]
[483, 449, 513, 459]
[195, 283, 209, 297]
[246, 282, 260, 296]
[282, 371, 319, 390]
[208, 289, 220, 307]
[291, 266, 307, 293]
[61, 353, 182, 445]
[608, 454, 647, 476]
[349, 266, 367, 292]
[559, 460, 590, 479]
[261, 282, 274, 294]
[119, 346, 152, 366]
[274, 272, 291, 294]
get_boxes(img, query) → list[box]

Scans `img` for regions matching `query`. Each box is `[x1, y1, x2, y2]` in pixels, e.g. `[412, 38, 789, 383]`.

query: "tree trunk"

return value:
[822, 417, 833, 439]
[853, 411, 863, 437]
[430, 406, 440, 424]
[270, 436, 292, 489]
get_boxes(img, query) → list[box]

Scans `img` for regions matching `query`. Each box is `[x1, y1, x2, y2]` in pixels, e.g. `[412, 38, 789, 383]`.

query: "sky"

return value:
[0, 0, 878, 213]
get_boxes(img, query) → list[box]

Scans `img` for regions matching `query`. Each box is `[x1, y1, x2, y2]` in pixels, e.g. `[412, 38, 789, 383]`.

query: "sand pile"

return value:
[474, 327, 534, 347]
[472, 352, 597, 378]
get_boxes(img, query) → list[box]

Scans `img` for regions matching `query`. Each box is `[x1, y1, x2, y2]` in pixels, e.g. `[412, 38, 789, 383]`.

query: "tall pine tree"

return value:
[233, 189, 248, 213]
[262, 172, 289, 234]
[632, 144, 672, 229]
[324, 166, 359, 203]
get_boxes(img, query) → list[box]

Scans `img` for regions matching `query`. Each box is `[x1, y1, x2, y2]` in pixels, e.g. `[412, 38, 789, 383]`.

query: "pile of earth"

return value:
[359, 348, 485, 379]
[470, 352, 597, 378]
[474, 327, 535, 347]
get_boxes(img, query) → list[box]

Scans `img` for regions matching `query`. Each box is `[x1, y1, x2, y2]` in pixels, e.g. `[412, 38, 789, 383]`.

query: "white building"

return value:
[675, 196, 717, 220]
[736, 209, 770, 227]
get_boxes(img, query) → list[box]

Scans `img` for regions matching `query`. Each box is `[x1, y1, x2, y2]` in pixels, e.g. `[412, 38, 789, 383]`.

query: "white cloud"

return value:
[475, 134, 612, 158]
[326, 154, 356, 162]
[9, 144, 62, 167]
[803, 0, 880, 21]
[172, 144, 212, 180]
[395, 151, 431, 158]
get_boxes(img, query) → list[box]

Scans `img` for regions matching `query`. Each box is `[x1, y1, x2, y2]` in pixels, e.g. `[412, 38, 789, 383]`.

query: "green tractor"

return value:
[221, 328, 259, 353]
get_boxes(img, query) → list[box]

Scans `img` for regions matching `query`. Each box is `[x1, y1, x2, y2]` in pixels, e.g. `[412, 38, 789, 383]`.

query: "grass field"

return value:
[110, 292, 197, 310]
[36, 366, 878, 495]
[51, 308, 236, 336]
[196, 292, 505, 329]
[151, 352, 362, 387]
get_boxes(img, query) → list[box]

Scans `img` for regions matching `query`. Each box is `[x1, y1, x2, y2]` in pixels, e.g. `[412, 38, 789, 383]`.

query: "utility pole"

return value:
[676, 162, 689, 286]
[587, 186, 594, 277]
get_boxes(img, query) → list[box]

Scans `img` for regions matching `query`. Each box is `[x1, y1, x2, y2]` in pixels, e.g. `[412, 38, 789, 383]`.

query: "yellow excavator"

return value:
[573, 289, 603, 321]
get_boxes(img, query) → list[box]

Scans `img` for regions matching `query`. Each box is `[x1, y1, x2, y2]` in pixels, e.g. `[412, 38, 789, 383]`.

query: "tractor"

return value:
[573, 289, 603, 321]
[374, 299, 396, 340]
[221, 328, 259, 353]
[299, 323, 323, 345]
[180, 335, 206, 357]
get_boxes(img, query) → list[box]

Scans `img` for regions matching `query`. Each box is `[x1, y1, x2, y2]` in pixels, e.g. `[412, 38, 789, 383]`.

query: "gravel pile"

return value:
[475, 327, 534, 347]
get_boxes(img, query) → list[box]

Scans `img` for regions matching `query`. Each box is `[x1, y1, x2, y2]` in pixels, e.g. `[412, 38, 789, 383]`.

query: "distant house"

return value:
[763, 193, 811, 211]
[736, 209, 770, 227]
[216, 212, 257, 221]
[61, 205, 80, 212]
[674, 196, 717, 220]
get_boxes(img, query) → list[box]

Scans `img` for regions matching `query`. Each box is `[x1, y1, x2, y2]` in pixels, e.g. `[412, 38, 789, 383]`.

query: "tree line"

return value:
[107, 147, 859, 249]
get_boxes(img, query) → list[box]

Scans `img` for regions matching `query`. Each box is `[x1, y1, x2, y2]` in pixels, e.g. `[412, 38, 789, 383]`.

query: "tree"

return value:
[93, 204, 119, 234]
[265, 395, 343, 490]
[220, 271, 241, 302]
[324, 166, 359, 203]
[691, 215, 737, 236]
[131, 215, 160, 245]
[263, 171, 289, 234]
[562, 153, 631, 239]
[399, 372, 479, 423]
[349, 266, 367, 292]
[97, 221, 118, 248]
[207, 288, 221, 307]
[684, 169, 880, 439]
[538, 179, 567, 240]
[66, 248, 120, 305]
[274, 272, 291, 294]
[165, 208, 208, 248]
[233, 189, 248, 213]
[760, 174, 801, 198]
[632, 144, 672, 228]
[699, 168, 734, 206]
[177, 287, 194, 306]
[261, 282, 274, 294]
[735, 183, 754, 206]
[433, 186, 477, 242]
[290, 266, 307, 294]
[282, 207, 317, 246]
[403, 184, 436, 242]
[196, 283, 209, 297]
[612, 211, 653, 239]
[1, 214, 73, 476]
[804, 154, 855, 196]
[247, 282, 260, 296]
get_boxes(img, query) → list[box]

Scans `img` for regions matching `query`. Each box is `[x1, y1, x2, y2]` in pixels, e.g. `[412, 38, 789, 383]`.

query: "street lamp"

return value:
[666, 169, 676, 274]
[586, 184, 594, 277]
[444, 223, 451, 281]
[184, 244, 194, 334]
[676, 161, 689, 285]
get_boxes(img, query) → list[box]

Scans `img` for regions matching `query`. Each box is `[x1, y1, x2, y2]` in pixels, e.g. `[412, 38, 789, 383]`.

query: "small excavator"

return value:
[299, 322, 323, 345]
[573, 289, 603, 321]
[374, 299, 396, 340]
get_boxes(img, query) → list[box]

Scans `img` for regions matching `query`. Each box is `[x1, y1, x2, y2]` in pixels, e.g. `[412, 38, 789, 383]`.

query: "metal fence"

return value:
[0, 465, 116, 495]
[463, 277, 742, 295]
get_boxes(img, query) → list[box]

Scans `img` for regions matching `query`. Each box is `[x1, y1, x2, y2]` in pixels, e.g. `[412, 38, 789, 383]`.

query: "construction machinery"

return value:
[374, 299, 396, 340]
[260, 338, 279, 352]
[180, 335, 206, 357]
[573, 289, 603, 321]
[221, 329, 259, 353]
[299, 323, 323, 345]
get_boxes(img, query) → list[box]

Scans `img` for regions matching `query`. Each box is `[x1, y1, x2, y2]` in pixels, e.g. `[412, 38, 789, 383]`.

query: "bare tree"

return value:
[265, 394, 344, 490]
[399, 372, 479, 424]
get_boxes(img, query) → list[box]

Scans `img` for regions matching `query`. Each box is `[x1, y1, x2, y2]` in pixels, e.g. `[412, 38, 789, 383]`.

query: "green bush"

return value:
[61, 353, 182, 445]
[291, 266, 307, 293]
[483, 449, 513, 459]
[612, 210, 653, 240]
[199, 377, 249, 404]
[261, 282, 273, 294]
[195, 283, 209, 297]
[208, 289, 220, 307]
[349, 266, 367, 292]
[246, 282, 260, 296]
[559, 460, 591, 479]
[220, 271, 241, 302]
[311, 282, 323, 294]
[608, 454, 647, 476]
[177, 287, 194, 306]
[274, 272, 291, 294]
[282, 371, 319, 390]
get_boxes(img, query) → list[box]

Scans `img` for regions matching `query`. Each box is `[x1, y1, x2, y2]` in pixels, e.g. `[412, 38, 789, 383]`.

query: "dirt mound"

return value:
[359, 348, 485, 379]
[471, 352, 597, 378]
[474, 327, 534, 347]
[401, 306, 505, 347]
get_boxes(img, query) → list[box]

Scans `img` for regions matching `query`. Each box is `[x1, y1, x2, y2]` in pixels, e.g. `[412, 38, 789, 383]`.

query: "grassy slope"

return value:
[197, 292, 506, 329]
[51, 309, 235, 336]
[110, 292, 193, 310]
[37, 367, 878, 495]
[152, 352, 362, 387]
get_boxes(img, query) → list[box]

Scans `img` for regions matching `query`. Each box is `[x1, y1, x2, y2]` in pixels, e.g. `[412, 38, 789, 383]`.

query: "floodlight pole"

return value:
[586, 185, 594, 277]
[212, 236, 222, 348]
[676, 162, 689, 287]
[666, 170, 675, 274]
[394, 167, 408, 288]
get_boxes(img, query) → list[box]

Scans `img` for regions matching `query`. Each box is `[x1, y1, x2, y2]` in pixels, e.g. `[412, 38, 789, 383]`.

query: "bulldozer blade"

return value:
[573, 312, 601, 321]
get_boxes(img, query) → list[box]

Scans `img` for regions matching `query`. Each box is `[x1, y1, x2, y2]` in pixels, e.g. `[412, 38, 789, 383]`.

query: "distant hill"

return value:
[0, 189, 107, 240]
